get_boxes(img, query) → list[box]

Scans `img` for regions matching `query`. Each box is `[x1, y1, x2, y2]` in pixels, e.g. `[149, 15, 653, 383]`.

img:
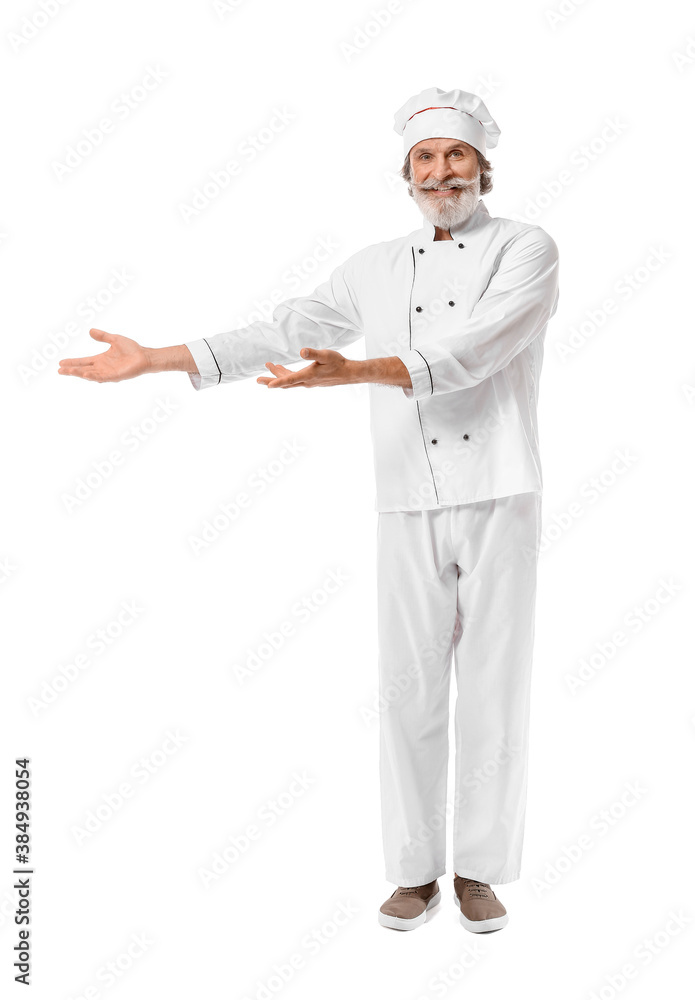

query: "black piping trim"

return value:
[412, 348, 433, 396]
[408, 246, 439, 505]
[202, 338, 222, 384]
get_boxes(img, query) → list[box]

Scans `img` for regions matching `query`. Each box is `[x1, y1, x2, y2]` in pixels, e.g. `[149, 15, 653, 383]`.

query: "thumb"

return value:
[89, 328, 116, 345]
[300, 348, 323, 361]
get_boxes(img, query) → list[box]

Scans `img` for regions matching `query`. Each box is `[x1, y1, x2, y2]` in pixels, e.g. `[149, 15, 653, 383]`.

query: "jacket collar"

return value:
[416, 198, 490, 244]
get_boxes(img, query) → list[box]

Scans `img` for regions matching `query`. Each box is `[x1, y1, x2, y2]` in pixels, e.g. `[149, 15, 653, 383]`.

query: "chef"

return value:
[58, 86, 560, 935]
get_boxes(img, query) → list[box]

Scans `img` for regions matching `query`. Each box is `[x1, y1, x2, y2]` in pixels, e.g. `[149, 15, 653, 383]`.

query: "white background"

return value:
[2, 0, 694, 997]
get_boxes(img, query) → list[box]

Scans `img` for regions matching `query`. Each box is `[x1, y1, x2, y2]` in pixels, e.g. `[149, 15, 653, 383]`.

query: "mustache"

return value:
[414, 177, 477, 191]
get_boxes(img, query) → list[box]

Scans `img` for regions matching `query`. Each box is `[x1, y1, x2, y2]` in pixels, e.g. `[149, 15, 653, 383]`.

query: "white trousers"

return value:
[376, 491, 542, 887]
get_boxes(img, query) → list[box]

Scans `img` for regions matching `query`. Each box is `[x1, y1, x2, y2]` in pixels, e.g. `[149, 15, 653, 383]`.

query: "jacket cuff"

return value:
[184, 338, 223, 391]
[396, 349, 433, 400]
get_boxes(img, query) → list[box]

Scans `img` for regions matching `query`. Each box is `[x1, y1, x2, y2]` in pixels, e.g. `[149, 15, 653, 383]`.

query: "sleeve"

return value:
[396, 227, 560, 400]
[185, 250, 365, 390]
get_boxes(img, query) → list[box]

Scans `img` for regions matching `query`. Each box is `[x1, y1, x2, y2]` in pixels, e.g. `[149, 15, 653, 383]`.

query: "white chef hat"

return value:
[394, 86, 501, 159]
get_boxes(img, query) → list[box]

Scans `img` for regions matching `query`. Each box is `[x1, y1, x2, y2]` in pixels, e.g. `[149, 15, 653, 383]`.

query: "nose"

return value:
[429, 157, 453, 180]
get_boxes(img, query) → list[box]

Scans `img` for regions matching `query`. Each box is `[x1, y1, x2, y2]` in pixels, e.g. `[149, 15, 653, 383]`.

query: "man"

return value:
[58, 86, 560, 934]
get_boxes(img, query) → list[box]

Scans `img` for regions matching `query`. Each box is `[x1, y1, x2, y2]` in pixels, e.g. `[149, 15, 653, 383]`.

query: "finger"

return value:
[89, 328, 115, 344]
[257, 375, 303, 386]
[59, 367, 101, 380]
[262, 374, 308, 388]
[265, 362, 294, 375]
[270, 371, 309, 387]
[57, 358, 96, 367]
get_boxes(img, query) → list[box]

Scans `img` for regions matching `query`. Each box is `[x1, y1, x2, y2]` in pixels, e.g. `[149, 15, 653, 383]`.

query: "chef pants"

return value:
[376, 491, 542, 887]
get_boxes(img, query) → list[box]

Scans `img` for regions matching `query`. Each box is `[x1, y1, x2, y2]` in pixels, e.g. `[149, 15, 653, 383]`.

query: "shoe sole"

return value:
[452, 892, 509, 933]
[378, 889, 442, 930]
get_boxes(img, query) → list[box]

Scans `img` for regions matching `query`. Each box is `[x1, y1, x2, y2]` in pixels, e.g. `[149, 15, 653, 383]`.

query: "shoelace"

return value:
[397, 886, 420, 896]
[457, 878, 493, 900]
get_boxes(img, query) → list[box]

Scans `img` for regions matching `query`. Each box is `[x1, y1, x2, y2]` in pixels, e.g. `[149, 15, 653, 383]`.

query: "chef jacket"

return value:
[185, 199, 560, 512]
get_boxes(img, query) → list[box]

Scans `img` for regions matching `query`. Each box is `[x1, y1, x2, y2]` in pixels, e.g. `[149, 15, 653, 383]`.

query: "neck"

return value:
[433, 226, 453, 241]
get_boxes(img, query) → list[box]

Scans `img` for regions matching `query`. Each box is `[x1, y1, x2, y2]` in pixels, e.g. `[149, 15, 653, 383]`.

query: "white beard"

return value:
[410, 172, 481, 232]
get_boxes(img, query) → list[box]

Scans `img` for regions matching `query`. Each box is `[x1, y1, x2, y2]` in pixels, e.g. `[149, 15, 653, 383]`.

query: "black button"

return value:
[415, 305, 422, 312]
[431, 439, 437, 444]
[458, 243, 464, 248]
[418, 248, 425, 254]
[462, 434, 469, 440]
[448, 301, 455, 306]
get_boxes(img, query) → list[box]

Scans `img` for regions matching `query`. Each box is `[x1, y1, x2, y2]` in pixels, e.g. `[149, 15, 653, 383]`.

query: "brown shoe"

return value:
[378, 880, 441, 930]
[453, 874, 508, 933]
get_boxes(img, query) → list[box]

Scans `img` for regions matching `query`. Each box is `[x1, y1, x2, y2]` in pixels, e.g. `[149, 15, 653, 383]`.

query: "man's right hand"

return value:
[58, 329, 197, 382]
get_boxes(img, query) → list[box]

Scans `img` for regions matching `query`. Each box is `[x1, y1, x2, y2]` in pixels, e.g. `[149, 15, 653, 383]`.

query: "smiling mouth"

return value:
[427, 187, 460, 196]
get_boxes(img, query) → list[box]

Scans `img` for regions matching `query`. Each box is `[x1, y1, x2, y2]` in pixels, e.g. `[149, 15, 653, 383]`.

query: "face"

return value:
[408, 138, 481, 231]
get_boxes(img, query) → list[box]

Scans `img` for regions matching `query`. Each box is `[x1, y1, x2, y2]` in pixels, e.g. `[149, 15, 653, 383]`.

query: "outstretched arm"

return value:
[58, 329, 199, 382]
[58, 251, 373, 387]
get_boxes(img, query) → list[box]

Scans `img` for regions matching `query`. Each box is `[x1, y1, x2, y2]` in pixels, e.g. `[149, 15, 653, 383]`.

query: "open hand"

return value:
[58, 328, 151, 383]
[257, 348, 357, 389]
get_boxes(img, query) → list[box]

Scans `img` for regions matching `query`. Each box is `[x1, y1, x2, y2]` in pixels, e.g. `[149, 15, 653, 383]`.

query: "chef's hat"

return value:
[394, 86, 501, 159]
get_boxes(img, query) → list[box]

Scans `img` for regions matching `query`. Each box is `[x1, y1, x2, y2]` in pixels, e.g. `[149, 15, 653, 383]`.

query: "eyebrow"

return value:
[414, 143, 470, 154]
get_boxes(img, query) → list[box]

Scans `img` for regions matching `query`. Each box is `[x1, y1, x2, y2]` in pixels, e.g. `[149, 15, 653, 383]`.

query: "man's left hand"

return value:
[257, 348, 358, 389]
[257, 350, 411, 391]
